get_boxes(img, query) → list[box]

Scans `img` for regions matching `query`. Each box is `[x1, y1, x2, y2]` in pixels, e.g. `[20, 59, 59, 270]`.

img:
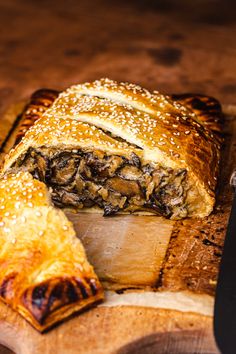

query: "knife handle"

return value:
[214, 191, 236, 354]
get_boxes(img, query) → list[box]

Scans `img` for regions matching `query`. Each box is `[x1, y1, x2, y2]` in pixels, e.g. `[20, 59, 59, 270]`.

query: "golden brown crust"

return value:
[14, 89, 59, 146]
[2, 115, 142, 172]
[2, 78, 222, 218]
[12, 88, 223, 146]
[170, 93, 224, 137]
[42, 79, 221, 215]
[0, 172, 104, 332]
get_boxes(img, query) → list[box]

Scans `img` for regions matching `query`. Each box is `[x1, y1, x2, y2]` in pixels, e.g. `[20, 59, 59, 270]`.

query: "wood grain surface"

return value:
[0, 0, 236, 353]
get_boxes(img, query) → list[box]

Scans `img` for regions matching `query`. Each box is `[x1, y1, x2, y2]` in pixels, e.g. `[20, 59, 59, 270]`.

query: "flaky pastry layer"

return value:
[0, 172, 103, 332]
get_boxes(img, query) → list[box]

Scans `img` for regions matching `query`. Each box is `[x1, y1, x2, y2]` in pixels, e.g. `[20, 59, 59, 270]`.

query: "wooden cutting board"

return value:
[0, 102, 235, 354]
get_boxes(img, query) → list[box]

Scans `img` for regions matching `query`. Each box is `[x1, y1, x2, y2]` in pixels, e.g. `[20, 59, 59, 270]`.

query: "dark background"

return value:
[0, 0, 236, 121]
[0, 0, 236, 353]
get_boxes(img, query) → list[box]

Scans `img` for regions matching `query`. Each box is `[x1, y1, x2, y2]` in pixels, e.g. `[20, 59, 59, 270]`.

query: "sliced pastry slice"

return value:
[0, 171, 103, 332]
[2, 79, 222, 219]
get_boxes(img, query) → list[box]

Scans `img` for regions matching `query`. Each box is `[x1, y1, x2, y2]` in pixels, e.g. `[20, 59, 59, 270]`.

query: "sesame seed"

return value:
[3, 227, 10, 233]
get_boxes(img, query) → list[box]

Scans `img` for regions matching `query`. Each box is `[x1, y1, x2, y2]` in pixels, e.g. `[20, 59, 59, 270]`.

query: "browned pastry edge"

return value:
[20, 276, 101, 324]
[170, 93, 224, 138]
[21, 277, 102, 332]
[0, 273, 103, 332]
[14, 89, 59, 146]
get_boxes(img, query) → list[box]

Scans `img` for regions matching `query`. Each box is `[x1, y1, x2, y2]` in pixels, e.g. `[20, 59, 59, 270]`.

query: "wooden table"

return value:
[0, 0, 236, 353]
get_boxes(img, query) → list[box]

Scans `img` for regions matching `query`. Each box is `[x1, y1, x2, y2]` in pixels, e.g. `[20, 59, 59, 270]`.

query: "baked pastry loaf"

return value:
[0, 172, 103, 332]
[2, 78, 222, 219]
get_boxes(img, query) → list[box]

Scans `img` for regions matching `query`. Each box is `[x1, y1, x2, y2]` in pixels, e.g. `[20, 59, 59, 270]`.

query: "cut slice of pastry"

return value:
[2, 78, 222, 219]
[0, 171, 104, 332]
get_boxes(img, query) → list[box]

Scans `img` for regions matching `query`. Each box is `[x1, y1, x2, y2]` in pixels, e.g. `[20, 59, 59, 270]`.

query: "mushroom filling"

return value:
[11, 147, 188, 219]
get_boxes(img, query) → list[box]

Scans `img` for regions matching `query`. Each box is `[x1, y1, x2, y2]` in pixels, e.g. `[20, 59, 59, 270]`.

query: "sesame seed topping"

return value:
[21, 216, 26, 223]
[3, 227, 10, 233]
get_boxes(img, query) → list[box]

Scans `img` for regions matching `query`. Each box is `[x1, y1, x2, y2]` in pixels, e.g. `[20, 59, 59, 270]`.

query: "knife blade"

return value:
[214, 170, 236, 354]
